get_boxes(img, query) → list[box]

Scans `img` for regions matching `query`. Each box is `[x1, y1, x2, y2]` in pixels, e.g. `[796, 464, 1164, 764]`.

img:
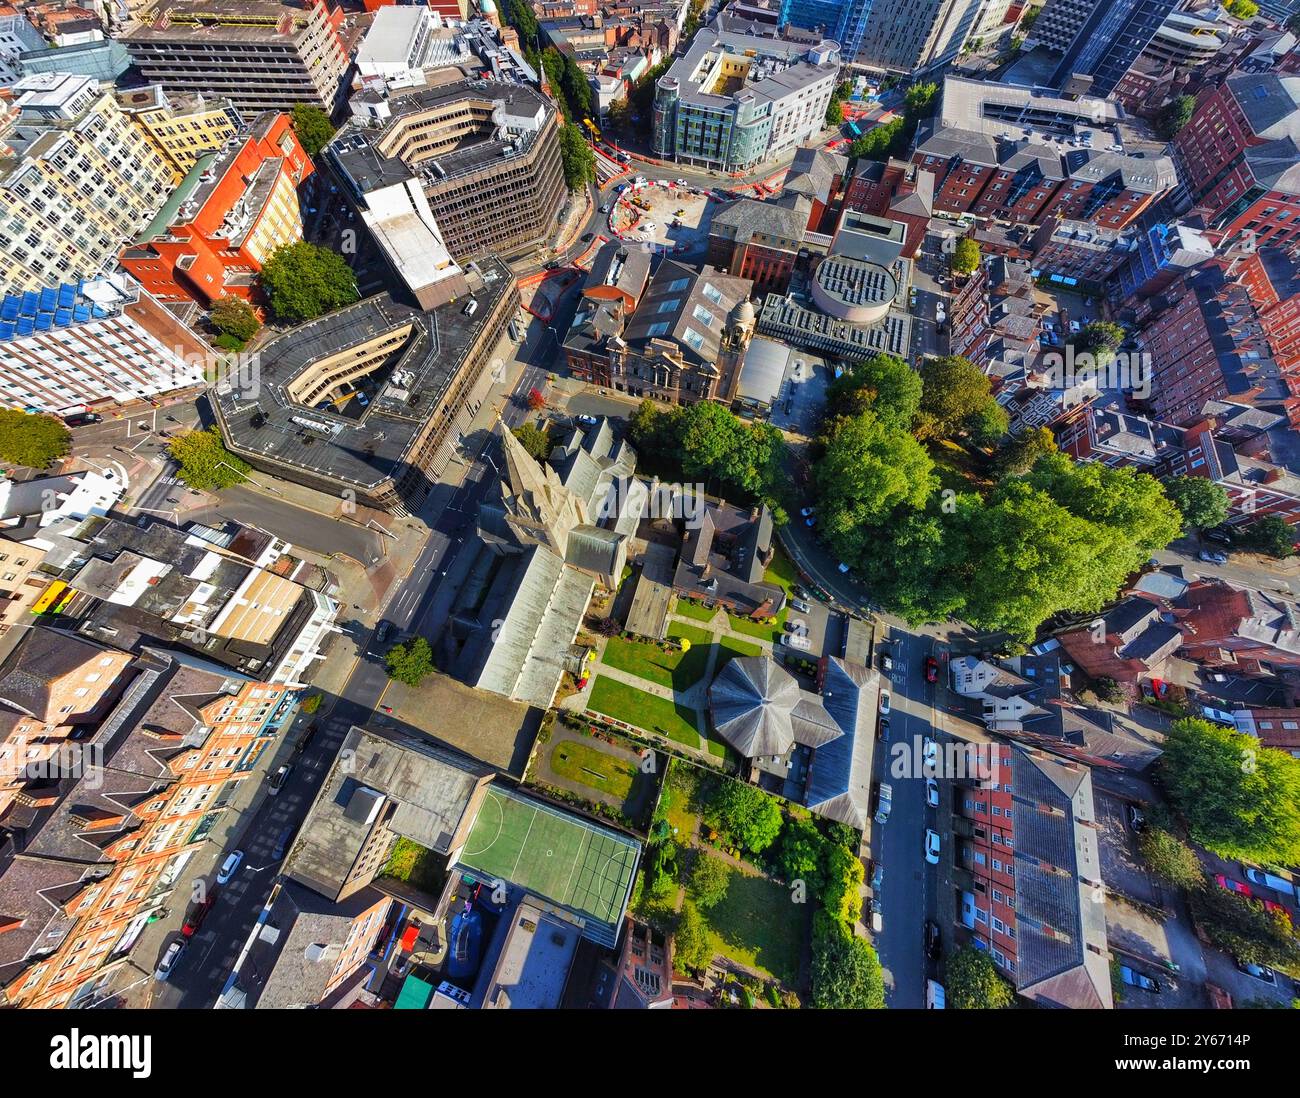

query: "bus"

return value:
[845, 120, 863, 139]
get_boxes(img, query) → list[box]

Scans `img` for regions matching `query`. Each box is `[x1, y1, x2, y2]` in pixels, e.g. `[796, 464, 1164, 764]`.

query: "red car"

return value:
[182, 896, 215, 938]
[924, 656, 939, 684]
[1262, 899, 1292, 922]
[1215, 874, 1253, 897]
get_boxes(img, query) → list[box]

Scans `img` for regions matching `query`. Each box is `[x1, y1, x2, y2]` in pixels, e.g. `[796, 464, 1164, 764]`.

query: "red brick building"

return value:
[954, 739, 1112, 1008]
[120, 113, 313, 307]
[1173, 73, 1300, 257]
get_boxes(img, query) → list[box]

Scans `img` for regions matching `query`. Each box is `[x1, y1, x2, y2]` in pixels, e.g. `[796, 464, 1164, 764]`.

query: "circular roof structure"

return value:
[810, 255, 897, 325]
[708, 656, 802, 759]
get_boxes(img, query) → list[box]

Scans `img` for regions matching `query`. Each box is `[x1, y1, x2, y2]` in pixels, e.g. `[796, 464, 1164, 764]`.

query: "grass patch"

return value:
[674, 598, 719, 623]
[588, 675, 703, 748]
[701, 868, 805, 985]
[763, 546, 798, 598]
[662, 757, 707, 839]
[601, 622, 714, 691]
[381, 837, 445, 895]
[726, 611, 783, 643]
[549, 738, 637, 800]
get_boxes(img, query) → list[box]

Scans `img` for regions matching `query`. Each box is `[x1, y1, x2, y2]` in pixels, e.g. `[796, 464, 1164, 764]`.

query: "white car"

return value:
[155, 939, 185, 982]
[923, 737, 938, 770]
[924, 829, 941, 865]
[216, 850, 244, 885]
[926, 777, 939, 808]
[879, 692, 891, 715]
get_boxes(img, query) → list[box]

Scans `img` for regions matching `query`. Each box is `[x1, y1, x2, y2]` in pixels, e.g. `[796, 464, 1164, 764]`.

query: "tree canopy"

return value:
[810, 912, 885, 1008]
[1165, 475, 1230, 533]
[0, 410, 70, 469]
[512, 422, 550, 461]
[290, 104, 335, 157]
[687, 853, 731, 910]
[1236, 514, 1295, 558]
[815, 411, 936, 562]
[950, 236, 980, 277]
[558, 121, 596, 190]
[210, 295, 260, 344]
[1075, 321, 1126, 367]
[1138, 828, 1204, 890]
[946, 945, 1015, 1008]
[1160, 717, 1300, 865]
[259, 241, 358, 323]
[1191, 885, 1300, 971]
[825, 353, 922, 431]
[1157, 94, 1197, 140]
[385, 636, 435, 687]
[703, 779, 783, 854]
[917, 355, 1008, 445]
[1225, 0, 1258, 18]
[994, 426, 1057, 477]
[673, 900, 713, 973]
[169, 428, 250, 490]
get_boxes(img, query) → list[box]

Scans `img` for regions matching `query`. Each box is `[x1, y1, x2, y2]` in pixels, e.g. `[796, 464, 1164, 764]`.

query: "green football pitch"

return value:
[458, 786, 639, 931]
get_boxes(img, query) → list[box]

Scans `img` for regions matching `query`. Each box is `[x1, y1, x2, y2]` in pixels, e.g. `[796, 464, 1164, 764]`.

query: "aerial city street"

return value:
[0, 0, 1299, 1056]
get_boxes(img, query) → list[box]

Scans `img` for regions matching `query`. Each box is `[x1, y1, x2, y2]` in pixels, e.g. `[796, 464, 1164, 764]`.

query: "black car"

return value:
[375, 620, 394, 645]
[581, 232, 594, 242]
[295, 723, 318, 754]
[925, 920, 941, 961]
[792, 584, 811, 601]
[62, 412, 102, 428]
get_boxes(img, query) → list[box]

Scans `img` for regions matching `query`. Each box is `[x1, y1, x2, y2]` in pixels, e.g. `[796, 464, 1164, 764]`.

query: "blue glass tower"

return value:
[779, 0, 874, 60]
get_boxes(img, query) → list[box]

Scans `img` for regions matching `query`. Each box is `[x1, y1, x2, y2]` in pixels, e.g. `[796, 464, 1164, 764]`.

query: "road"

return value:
[155, 320, 553, 1008]
[874, 626, 941, 1008]
[188, 484, 387, 567]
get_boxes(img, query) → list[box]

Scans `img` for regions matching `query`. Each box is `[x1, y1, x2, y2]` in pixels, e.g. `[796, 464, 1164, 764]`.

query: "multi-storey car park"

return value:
[326, 77, 567, 266]
[212, 257, 518, 515]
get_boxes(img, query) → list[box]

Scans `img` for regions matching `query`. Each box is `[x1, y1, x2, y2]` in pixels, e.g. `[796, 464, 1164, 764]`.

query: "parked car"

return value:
[868, 898, 883, 934]
[1214, 873, 1252, 897]
[879, 691, 891, 715]
[581, 232, 594, 242]
[1237, 959, 1276, 984]
[924, 656, 939, 683]
[922, 737, 938, 770]
[800, 506, 815, 517]
[272, 824, 296, 861]
[790, 597, 811, 613]
[576, 414, 599, 427]
[599, 204, 609, 213]
[155, 939, 186, 981]
[1198, 549, 1229, 564]
[837, 562, 851, 574]
[880, 652, 894, 672]
[63, 412, 102, 427]
[874, 783, 893, 825]
[268, 763, 292, 796]
[1127, 805, 1146, 834]
[924, 920, 941, 960]
[804, 516, 816, 527]
[216, 850, 244, 885]
[182, 897, 215, 938]
[925, 979, 945, 1009]
[1119, 965, 1161, 992]
[926, 777, 939, 808]
[792, 584, 811, 600]
[877, 716, 889, 739]
[1243, 867, 1298, 898]
[1205, 528, 1234, 545]
[924, 829, 941, 865]
[870, 861, 884, 894]
[295, 723, 317, 754]
[779, 632, 811, 651]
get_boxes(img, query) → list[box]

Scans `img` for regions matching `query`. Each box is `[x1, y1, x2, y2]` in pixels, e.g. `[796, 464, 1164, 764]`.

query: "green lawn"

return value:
[601, 622, 714, 691]
[701, 867, 806, 985]
[588, 675, 703, 748]
[661, 758, 705, 838]
[549, 738, 638, 800]
[764, 546, 798, 597]
[726, 610, 783, 643]
[674, 598, 719, 623]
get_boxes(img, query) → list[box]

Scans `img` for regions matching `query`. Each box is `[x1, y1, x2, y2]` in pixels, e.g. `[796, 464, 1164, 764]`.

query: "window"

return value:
[645, 321, 670, 338]
[682, 327, 706, 352]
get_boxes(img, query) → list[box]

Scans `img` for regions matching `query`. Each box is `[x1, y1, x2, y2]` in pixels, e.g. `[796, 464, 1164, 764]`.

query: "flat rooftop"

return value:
[213, 258, 513, 491]
[455, 785, 639, 947]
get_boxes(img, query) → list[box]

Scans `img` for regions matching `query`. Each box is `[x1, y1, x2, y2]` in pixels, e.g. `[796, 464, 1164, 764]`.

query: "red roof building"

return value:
[120, 113, 313, 307]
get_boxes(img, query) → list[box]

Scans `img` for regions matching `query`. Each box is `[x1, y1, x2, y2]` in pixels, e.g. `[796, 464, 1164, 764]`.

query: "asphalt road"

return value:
[157, 321, 553, 1008]
[874, 626, 941, 1009]
[188, 484, 387, 567]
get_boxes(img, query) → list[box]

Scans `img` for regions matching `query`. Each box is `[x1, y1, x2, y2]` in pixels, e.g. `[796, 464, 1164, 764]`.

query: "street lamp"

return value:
[218, 460, 281, 496]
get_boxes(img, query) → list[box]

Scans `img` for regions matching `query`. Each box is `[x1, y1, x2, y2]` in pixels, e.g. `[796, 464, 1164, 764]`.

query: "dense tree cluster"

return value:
[0, 410, 70, 469]
[290, 104, 335, 157]
[809, 354, 1181, 641]
[946, 945, 1015, 1008]
[259, 241, 359, 323]
[1160, 717, 1300, 866]
[385, 637, 435, 687]
[628, 399, 789, 523]
[168, 428, 250, 491]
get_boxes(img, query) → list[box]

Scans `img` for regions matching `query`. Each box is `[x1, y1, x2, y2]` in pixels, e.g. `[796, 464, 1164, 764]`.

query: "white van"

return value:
[926, 979, 946, 1009]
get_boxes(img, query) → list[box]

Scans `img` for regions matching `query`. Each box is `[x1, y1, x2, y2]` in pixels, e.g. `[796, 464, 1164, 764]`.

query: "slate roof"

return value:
[1010, 749, 1112, 1010]
[624, 261, 753, 367]
[803, 657, 879, 828]
[708, 656, 839, 759]
[710, 196, 809, 246]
